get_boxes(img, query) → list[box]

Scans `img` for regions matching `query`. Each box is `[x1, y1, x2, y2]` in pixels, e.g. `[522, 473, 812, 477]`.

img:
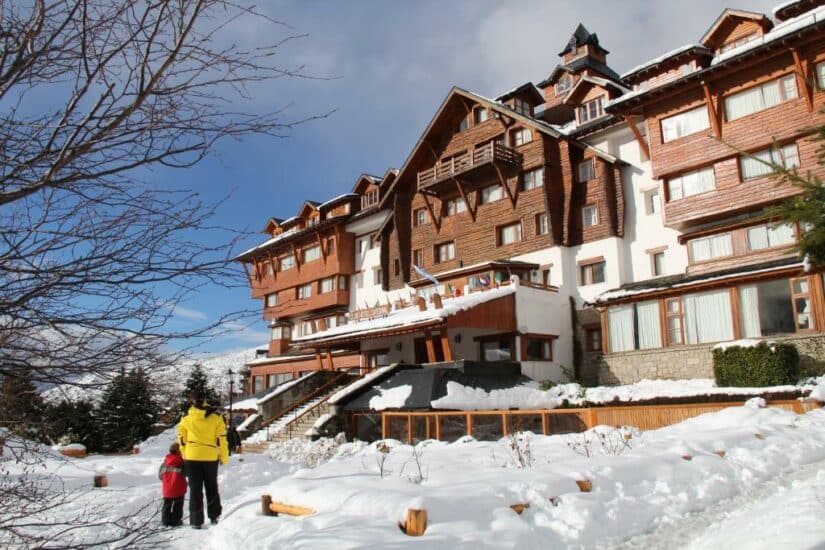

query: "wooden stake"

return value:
[510, 503, 530, 515]
[93, 474, 108, 488]
[714, 450, 726, 458]
[575, 479, 592, 492]
[269, 501, 315, 517]
[403, 508, 427, 536]
[682, 455, 693, 461]
[261, 494, 274, 516]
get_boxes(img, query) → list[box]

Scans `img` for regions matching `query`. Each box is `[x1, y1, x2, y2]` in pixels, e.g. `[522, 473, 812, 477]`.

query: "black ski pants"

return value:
[161, 497, 184, 526]
[184, 460, 221, 526]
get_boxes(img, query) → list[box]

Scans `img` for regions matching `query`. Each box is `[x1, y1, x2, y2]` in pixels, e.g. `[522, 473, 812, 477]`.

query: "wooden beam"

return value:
[316, 230, 327, 263]
[622, 115, 650, 160]
[494, 164, 517, 209]
[326, 349, 335, 370]
[269, 501, 315, 517]
[267, 251, 278, 280]
[424, 331, 436, 363]
[422, 140, 440, 161]
[701, 81, 721, 138]
[291, 242, 301, 271]
[420, 192, 441, 233]
[790, 48, 814, 112]
[440, 328, 453, 361]
[453, 178, 476, 222]
[253, 258, 262, 281]
[315, 351, 324, 371]
[241, 262, 253, 285]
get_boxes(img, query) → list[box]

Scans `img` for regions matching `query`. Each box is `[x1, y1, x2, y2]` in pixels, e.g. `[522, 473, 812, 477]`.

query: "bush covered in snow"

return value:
[714, 341, 800, 387]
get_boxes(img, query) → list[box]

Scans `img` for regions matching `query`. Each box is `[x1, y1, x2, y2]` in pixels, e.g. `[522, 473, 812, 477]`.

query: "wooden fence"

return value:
[375, 400, 819, 444]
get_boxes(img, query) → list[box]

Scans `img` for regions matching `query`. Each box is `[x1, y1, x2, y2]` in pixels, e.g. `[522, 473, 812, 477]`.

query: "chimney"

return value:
[432, 293, 443, 309]
[417, 296, 427, 311]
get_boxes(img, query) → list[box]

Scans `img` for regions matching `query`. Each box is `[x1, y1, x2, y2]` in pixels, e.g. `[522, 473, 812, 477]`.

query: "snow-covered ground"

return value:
[7, 403, 825, 548]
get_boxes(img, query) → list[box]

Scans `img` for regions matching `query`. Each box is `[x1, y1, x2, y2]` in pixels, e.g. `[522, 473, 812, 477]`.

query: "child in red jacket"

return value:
[159, 442, 187, 527]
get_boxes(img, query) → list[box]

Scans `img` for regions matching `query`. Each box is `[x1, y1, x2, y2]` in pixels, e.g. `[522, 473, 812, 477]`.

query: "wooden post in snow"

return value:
[403, 508, 427, 536]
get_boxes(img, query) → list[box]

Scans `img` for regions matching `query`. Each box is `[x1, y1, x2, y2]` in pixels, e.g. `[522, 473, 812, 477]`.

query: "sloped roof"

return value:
[700, 8, 773, 46]
[559, 23, 608, 56]
[538, 56, 623, 88]
[495, 82, 544, 105]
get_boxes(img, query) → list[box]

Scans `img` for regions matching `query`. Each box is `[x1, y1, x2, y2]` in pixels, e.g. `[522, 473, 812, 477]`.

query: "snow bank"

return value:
[431, 381, 579, 410]
[369, 385, 412, 411]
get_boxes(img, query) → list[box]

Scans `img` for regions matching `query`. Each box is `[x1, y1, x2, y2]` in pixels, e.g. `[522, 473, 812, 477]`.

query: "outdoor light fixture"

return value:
[395, 342, 403, 351]
[454, 333, 462, 344]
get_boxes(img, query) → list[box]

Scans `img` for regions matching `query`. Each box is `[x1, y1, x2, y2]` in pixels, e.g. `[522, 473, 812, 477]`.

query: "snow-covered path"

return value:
[613, 457, 825, 550]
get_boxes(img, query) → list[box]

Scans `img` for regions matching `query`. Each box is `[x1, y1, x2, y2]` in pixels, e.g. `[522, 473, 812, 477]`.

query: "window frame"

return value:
[790, 276, 814, 332]
[373, 267, 382, 286]
[302, 245, 322, 263]
[579, 259, 606, 286]
[512, 127, 533, 147]
[265, 292, 278, 308]
[724, 74, 798, 122]
[297, 282, 312, 300]
[434, 241, 456, 263]
[584, 326, 602, 352]
[665, 297, 684, 345]
[746, 222, 796, 252]
[577, 158, 595, 182]
[443, 197, 466, 217]
[519, 167, 544, 191]
[413, 207, 429, 227]
[739, 143, 800, 181]
[473, 107, 489, 125]
[496, 221, 523, 246]
[582, 204, 599, 227]
[577, 96, 605, 123]
[279, 254, 296, 271]
[687, 232, 733, 263]
[318, 276, 335, 294]
[476, 333, 515, 361]
[660, 105, 710, 143]
[479, 184, 503, 205]
[535, 213, 549, 236]
[667, 166, 716, 201]
[652, 251, 665, 277]
[520, 334, 555, 361]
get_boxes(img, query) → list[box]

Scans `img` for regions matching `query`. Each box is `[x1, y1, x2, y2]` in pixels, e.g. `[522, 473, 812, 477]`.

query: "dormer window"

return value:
[473, 108, 489, 124]
[719, 33, 757, 54]
[554, 75, 573, 96]
[361, 189, 379, 209]
[512, 97, 531, 116]
[458, 115, 469, 133]
[577, 96, 604, 124]
[512, 128, 532, 147]
[307, 216, 319, 227]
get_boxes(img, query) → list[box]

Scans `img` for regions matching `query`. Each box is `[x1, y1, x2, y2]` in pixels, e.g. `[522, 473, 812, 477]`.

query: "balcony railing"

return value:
[417, 142, 523, 191]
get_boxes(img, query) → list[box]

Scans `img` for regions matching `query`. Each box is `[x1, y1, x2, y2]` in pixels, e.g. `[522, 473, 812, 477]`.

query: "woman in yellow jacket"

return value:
[178, 392, 229, 529]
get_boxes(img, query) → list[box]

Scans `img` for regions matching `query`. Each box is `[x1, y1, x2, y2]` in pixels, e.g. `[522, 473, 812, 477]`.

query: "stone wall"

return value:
[595, 333, 825, 385]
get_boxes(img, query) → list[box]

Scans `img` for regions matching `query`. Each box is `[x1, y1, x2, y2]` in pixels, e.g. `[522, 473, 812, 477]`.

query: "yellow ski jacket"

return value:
[178, 406, 229, 464]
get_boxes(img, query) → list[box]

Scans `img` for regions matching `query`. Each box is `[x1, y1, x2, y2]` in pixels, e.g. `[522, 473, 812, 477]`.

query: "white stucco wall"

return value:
[347, 211, 390, 310]
[514, 283, 573, 382]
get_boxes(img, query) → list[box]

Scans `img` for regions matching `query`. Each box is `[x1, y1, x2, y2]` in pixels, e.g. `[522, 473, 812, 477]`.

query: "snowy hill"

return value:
[41, 345, 264, 404]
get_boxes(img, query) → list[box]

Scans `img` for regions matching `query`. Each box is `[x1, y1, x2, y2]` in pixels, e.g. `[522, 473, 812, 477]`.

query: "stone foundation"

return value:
[595, 333, 825, 385]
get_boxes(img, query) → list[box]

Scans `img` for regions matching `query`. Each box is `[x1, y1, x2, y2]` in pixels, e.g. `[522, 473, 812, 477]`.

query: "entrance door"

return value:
[414, 335, 445, 364]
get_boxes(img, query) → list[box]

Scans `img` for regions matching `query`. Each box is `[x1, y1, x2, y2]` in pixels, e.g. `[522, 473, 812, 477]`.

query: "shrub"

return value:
[713, 342, 800, 387]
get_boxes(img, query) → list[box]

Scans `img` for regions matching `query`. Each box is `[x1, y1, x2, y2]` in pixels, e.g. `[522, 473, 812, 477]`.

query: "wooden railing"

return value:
[417, 142, 522, 189]
[374, 399, 819, 444]
[350, 304, 392, 323]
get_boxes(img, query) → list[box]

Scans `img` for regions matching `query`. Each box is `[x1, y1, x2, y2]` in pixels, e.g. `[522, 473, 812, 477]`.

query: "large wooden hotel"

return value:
[238, 0, 825, 394]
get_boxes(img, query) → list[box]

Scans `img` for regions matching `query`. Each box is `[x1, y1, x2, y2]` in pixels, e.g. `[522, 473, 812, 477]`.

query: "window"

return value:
[555, 75, 573, 96]
[279, 255, 295, 271]
[271, 325, 290, 340]
[577, 159, 595, 182]
[319, 276, 335, 294]
[520, 167, 544, 191]
[585, 327, 602, 352]
[497, 222, 522, 246]
[301, 320, 314, 336]
[578, 96, 604, 123]
[393, 258, 400, 276]
[719, 33, 757, 53]
[646, 190, 661, 215]
[307, 216, 319, 227]
[652, 251, 665, 277]
[738, 278, 800, 337]
[297, 283, 312, 299]
[326, 237, 336, 255]
[683, 289, 734, 344]
[747, 223, 795, 251]
[513, 128, 532, 146]
[265, 293, 278, 307]
[480, 335, 513, 361]
[468, 273, 490, 290]
[817, 61, 825, 89]
[458, 115, 469, 132]
[373, 268, 382, 285]
[435, 241, 455, 263]
[361, 189, 379, 209]
[303, 245, 321, 263]
[522, 336, 554, 361]
[369, 234, 380, 249]
[689, 233, 732, 262]
[740, 143, 800, 180]
[413, 249, 424, 267]
[358, 238, 368, 255]
[479, 185, 503, 204]
[444, 197, 466, 216]
[474, 108, 489, 124]
[724, 75, 797, 121]
[413, 208, 428, 227]
[338, 275, 347, 290]
[668, 167, 715, 200]
[661, 298, 683, 345]
[542, 267, 551, 286]
[512, 97, 531, 115]
[791, 277, 813, 330]
[535, 213, 549, 235]
[607, 300, 662, 352]
[253, 376, 265, 394]
[579, 260, 606, 285]
[661, 105, 710, 142]
[582, 205, 598, 227]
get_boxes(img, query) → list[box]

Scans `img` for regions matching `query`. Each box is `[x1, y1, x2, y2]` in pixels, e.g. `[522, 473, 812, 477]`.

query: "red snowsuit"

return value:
[159, 453, 187, 498]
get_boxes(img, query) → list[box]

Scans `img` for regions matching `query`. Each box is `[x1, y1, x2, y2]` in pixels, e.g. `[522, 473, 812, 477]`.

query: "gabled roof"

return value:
[297, 200, 320, 218]
[700, 8, 773, 47]
[559, 23, 608, 56]
[774, 0, 825, 21]
[351, 173, 382, 194]
[261, 217, 283, 234]
[538, 56, 622, 88]
[620, 44, 714, 83]
[562, 75, 629, 105]
[495, 82, 544, 105]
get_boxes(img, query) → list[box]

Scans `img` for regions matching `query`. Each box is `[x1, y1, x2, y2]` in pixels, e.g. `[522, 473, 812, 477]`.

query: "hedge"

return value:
[713, 341, 800, 387]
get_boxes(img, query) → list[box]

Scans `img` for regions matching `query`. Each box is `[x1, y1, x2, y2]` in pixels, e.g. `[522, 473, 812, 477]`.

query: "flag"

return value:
[447, 283, 454, 296]
[412, 264, 440, 286]
[478, 274, 490, 287]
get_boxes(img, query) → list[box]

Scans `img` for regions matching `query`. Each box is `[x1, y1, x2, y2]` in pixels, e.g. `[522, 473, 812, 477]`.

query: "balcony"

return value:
[417, 142, 523, 195]
[264, 289, 349, 320]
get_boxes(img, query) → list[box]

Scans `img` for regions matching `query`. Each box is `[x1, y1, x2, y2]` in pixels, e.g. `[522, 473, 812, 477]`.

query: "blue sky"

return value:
[167, 0, 778, 353]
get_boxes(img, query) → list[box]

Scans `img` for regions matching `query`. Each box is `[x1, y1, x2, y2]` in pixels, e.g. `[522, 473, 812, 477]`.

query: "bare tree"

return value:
[0, 0, 327, 546]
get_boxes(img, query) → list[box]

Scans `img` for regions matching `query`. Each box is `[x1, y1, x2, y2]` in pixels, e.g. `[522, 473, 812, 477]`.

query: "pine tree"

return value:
[44, 400, 102, 451]
[96, 367, 159, 452]
[770, 124, 825, 267]
[0, 370, 45, 440]
[180, 364, 220, 415]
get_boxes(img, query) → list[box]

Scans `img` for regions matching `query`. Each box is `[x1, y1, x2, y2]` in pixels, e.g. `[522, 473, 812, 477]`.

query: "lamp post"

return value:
[227, 367, 235, 428]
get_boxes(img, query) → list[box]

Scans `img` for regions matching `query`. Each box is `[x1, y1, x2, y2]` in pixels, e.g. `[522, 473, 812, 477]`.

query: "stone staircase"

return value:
[240, 373, 351, 453]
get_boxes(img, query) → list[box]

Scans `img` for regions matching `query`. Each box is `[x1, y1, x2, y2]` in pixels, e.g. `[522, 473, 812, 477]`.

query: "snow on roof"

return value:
[320, 193, 358, 209]
[236, 226, 301, 258]
[620, 43, 710, 80]
[712, 5, 825, 66]
[294, 285, 516, 345]
[328, 364, 403, 405]
[594, 261, 804, 303]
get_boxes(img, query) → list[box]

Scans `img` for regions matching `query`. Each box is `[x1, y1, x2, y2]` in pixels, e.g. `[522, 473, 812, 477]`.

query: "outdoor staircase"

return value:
[240, 372, 352, 453]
